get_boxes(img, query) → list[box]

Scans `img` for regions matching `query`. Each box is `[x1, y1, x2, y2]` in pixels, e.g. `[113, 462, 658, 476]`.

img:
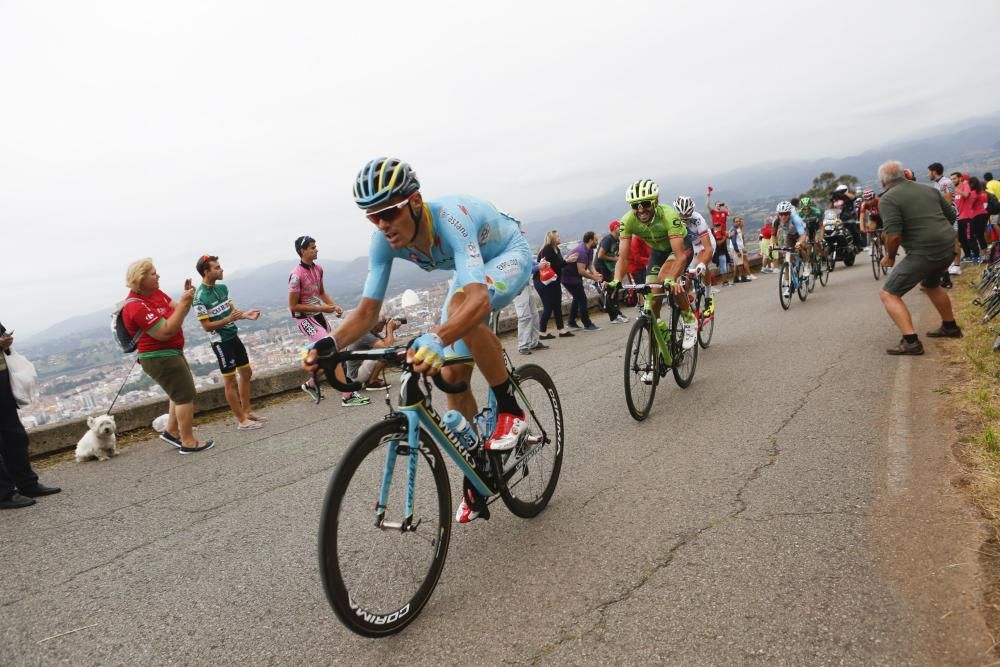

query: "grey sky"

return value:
[2, 0, 998, 335]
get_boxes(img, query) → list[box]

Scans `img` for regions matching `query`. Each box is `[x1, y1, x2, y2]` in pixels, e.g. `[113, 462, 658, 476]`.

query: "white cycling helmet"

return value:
[626, 179, 659, 203]
[672, 195, 694, 217]
[776, 200, 793, 213]
[834, 184, 848, 192]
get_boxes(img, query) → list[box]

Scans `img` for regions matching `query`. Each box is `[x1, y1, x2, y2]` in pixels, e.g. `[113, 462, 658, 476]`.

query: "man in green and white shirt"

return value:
[194, 255, 264, 430]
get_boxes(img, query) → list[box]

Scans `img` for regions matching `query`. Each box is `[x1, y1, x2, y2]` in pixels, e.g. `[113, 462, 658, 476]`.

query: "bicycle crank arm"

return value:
[375, 515, 422, 532]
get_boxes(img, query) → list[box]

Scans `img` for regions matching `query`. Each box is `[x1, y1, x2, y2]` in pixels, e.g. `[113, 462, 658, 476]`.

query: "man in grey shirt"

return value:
[878, 160, 962, 355]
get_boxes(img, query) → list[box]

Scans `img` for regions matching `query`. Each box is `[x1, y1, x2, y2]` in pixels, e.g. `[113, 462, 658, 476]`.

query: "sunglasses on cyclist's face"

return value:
[630, 200, 655, 211]
[366, 195, 414, 224]
[778, 212, 790, 217]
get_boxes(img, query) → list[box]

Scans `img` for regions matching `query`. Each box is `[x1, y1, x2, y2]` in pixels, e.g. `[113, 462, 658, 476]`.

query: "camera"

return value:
[391, 316, 408, 325]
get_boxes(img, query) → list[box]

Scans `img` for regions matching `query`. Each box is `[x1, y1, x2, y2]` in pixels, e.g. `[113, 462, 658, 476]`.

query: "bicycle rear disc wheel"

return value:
[778, 264, 792, 310]
[319, 419, 451, 638]
[697, 291, 715, 349]
[670, 308, 698, 388]
[624, 316, 658, 420]
[491, 363, 564, 518]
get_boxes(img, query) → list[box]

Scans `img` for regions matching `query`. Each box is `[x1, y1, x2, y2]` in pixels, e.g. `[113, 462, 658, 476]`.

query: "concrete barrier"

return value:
[30, 255, 768, 458]
[28, 366, 305, 458]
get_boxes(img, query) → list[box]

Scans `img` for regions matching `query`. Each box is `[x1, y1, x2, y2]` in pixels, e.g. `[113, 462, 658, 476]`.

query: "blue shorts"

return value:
[441, 237, 532, 360]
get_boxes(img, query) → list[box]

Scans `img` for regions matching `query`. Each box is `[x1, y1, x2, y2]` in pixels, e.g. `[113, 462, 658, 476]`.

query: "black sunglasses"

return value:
[630, 201, 655, 211]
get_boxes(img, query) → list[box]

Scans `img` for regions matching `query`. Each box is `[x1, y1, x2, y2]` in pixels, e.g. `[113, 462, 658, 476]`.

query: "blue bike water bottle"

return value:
[443, 410, 479, 451]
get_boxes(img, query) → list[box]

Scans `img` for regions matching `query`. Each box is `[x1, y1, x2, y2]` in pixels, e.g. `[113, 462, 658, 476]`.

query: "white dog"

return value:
[75, 415, 119, 462]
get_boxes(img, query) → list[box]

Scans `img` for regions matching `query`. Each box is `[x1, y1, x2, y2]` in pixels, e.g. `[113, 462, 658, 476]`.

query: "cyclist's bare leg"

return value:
[440, 289, 509, 422]
[656, 258, 691, 314]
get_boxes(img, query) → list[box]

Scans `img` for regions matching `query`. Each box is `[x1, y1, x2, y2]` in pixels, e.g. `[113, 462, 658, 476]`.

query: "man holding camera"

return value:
[343, 313, 403, 390]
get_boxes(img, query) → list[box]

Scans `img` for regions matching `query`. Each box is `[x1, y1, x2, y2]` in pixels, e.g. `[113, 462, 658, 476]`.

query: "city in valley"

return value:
[19, 282, 457, 430]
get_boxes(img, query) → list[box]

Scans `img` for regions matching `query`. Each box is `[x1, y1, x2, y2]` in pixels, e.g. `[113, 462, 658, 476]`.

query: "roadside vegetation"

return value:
[945, 264, 1000, 644]
[949, 265, 1000, 518]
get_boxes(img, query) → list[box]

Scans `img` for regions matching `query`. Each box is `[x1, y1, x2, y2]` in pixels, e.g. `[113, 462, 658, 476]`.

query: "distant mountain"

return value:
[24, 113, 1000, 352]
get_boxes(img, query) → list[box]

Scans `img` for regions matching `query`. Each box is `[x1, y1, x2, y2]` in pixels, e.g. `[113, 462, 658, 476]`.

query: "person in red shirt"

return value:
[627, 234, 651, 283]
[706, 188, 733, 285]
[122, 258, 214, 454]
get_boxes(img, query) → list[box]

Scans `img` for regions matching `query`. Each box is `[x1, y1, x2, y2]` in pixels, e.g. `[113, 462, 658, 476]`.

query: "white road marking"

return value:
[885, 358, 913, 495]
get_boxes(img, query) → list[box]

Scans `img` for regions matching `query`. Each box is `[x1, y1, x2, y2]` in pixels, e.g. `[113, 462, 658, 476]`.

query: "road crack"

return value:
[528, 358, 842, 663]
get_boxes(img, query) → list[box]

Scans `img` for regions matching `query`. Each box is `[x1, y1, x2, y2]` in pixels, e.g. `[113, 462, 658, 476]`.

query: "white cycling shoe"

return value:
[682, 318, 698, 350]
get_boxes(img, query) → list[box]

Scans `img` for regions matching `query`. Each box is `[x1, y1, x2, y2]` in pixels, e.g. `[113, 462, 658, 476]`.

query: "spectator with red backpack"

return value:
[121, 258, 214, 454]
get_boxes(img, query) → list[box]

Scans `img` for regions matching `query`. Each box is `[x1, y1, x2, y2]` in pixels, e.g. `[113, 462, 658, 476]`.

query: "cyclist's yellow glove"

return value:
[412, 333, 445, 371]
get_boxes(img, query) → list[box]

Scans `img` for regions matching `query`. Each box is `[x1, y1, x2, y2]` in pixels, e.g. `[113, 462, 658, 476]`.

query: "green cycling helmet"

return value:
[626, 179, 659, 203]
[800, 196, 811, 207]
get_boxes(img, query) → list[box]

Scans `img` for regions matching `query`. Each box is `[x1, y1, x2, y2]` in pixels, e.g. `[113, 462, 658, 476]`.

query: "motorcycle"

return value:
[822, 208, 858, 270]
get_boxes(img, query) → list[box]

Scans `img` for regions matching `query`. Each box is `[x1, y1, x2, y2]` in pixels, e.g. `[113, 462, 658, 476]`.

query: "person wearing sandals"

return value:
[533, 230, 574, 339]
[122, 258, 214, 454]
[194, 255, 265, 431]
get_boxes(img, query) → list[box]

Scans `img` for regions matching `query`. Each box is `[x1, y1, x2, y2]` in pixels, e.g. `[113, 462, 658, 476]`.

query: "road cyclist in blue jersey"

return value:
[771, 200, 808, 298]
[303, 157, 534, 523]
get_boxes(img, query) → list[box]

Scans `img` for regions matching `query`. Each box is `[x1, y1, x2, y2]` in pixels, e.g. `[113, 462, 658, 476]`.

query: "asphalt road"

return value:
[2, 261, 992, 666]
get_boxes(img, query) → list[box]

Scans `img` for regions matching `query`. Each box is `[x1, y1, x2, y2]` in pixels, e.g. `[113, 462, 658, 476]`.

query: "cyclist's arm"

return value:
[665, 235, 687, 282]
[614, 233, 631, 282]
[435, 282, 490, 346]
[695, 233, 713, 267]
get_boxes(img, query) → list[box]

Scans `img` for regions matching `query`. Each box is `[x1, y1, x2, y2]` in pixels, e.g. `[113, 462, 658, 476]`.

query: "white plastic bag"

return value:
[6, 351, 38, 408]
[151, 413, 170, 433]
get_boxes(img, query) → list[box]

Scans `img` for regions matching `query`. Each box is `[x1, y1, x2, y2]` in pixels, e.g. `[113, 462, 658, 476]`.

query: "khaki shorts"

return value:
[882, 254, 953, 297]
[139, 354, 197, 404]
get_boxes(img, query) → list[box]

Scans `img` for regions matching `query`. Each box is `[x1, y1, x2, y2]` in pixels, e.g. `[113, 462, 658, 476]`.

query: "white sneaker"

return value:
[639, 371, 654, 385]
[948, 263, 961, 275]
[682, 317, 698, 350]
[802, 265, 811, 277]
[614, 314, 629, 323]
[748, 274, 757, 280]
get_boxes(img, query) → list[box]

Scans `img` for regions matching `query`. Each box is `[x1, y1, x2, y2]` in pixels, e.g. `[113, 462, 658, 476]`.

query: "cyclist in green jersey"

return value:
[608, 179, 698, 350]
[796, 196, 825, 257]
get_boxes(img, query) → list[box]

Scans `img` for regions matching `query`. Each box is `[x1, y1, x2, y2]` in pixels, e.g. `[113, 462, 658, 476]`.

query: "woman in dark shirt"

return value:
[532, 230, 573, 338]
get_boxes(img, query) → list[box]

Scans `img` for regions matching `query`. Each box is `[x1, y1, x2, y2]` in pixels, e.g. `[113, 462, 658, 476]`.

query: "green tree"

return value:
[800, 172, 859, 204]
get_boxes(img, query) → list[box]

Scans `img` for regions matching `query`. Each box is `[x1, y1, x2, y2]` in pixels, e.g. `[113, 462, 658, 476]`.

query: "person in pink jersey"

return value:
[289, 235, 369, 407]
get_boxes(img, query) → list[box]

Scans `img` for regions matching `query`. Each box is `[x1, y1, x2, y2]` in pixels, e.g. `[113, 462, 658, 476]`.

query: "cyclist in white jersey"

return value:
[673, 196, 716, 291]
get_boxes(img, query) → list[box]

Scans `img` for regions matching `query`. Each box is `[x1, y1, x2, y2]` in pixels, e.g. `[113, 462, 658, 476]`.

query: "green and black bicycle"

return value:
[619, 281, 698, 421]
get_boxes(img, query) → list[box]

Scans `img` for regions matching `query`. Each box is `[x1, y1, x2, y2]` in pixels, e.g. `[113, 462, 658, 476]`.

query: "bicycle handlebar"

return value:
[311, 338, 469, 395]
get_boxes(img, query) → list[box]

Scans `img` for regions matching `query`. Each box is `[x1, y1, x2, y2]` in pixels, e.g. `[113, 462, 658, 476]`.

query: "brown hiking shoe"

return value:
[926, 325, 963, 338]
[887, 338, 924, 355]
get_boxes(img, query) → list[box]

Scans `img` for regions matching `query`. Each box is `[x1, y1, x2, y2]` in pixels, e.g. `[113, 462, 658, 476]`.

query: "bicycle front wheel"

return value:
[806, 259, 817, 293]
[670, 307, 698, 388]
[871, 242, 881, 280]
[818, 256, 829, 286]
[492, 363, 564, 518]
[779, 263, 792, 310]
[796, 262, 809, 302]
[319, 418, 451, 638]
[624, 316, 658, 420]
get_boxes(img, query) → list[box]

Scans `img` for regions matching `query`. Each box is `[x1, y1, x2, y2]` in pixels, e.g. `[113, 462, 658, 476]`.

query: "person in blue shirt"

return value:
[771, 200, 810, 295]
[304, 158, 533, 524]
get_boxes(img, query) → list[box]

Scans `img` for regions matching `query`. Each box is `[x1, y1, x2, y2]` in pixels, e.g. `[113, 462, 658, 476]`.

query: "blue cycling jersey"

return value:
[363, 195, 526, 301]
[776, 211, 806, 236]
